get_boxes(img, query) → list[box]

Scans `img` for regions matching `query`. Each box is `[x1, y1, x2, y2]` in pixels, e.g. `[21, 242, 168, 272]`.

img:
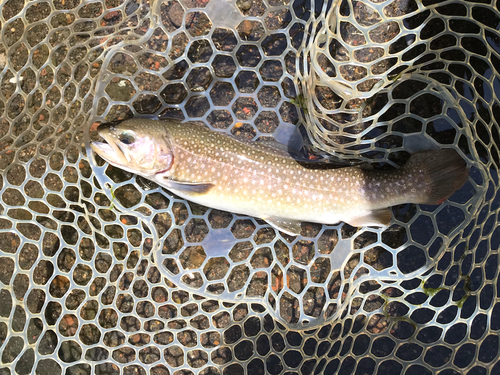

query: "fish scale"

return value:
[91, 119, 469, 235]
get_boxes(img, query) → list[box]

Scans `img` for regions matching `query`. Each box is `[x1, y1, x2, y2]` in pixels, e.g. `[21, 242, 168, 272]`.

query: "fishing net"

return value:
[0, 0, 499, 374]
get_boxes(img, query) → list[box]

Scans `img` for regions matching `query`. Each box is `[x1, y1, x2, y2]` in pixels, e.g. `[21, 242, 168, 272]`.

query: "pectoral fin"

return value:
[265, 216, 303, 236]
[162, 178, 214, 194]
[347, 209, 392, 227]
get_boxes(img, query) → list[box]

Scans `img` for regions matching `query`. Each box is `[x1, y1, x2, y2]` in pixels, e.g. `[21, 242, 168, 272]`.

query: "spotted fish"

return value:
[90, 119, 469, 235]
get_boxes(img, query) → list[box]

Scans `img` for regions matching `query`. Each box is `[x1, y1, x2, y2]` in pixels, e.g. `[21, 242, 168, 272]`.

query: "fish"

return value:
[90, 119, 469, 235]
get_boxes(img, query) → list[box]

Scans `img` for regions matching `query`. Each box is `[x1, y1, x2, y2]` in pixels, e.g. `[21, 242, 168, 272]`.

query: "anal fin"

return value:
[347, 209, 392, 227]
[265, 216, 302, 236]
[162, 178, 214, 194]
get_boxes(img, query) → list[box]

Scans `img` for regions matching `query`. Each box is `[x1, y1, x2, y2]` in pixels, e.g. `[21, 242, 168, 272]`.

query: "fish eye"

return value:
[119, 131, 135, 145]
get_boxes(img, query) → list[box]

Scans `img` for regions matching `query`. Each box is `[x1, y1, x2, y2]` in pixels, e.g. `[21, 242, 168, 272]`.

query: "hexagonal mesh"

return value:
[0, 0, 499, 374]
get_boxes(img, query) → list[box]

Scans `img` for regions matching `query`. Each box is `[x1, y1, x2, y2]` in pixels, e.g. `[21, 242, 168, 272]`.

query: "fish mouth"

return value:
[90, 132, 130, 168]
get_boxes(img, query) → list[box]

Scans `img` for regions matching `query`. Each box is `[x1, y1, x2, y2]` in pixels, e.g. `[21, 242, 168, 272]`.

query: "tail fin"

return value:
[403, 149, 469, 205]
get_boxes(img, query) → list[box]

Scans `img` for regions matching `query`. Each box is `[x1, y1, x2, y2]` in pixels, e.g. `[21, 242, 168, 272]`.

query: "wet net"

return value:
[0, 0, 499, 374]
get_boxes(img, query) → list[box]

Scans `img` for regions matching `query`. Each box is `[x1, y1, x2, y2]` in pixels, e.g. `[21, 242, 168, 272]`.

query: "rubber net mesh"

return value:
[0, 0, 499, 374]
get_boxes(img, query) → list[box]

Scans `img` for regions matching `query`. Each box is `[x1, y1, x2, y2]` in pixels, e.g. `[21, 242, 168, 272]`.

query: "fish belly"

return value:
[161, 151, 371, 225]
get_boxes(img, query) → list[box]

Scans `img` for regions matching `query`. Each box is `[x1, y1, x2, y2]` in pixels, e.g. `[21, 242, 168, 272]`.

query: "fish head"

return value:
[90, 119, 174, 177]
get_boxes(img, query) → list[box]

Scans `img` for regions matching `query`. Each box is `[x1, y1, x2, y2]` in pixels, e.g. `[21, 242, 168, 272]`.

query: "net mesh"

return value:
[0, 0, 499, 374]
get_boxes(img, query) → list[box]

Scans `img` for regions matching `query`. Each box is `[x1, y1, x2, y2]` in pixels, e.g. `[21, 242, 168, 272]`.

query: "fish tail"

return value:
[402, 149, 469, 205]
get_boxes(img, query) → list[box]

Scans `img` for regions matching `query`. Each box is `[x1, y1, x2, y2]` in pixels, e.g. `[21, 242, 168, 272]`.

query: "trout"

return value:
[90, 119, 469, 235]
